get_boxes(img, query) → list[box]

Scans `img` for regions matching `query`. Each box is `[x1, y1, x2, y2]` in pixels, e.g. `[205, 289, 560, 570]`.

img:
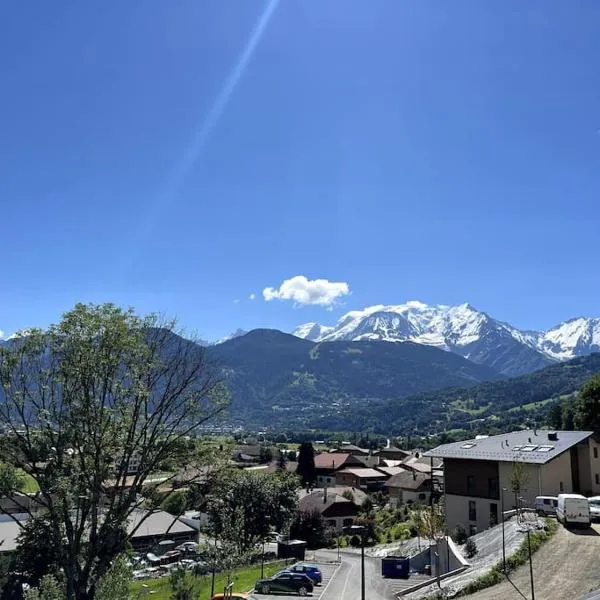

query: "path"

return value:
[465, 524, 600, 600]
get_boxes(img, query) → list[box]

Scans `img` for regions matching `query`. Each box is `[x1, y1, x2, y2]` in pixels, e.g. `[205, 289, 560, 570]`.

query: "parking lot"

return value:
[248, 562, 340, 599]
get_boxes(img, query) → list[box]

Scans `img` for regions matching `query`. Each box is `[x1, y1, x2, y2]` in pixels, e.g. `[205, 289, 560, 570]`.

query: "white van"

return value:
[534, 496, 558, 516]
[556, 493, 590, 528]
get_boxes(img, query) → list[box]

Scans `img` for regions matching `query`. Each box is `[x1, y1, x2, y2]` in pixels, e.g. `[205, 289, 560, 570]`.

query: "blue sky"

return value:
[1, 1, 599, 340]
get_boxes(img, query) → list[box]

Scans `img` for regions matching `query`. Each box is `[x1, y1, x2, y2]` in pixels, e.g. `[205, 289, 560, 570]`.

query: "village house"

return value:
[375, 446, 411, 461]
[424, 429, 600, 534]
[314, 452, 366, 487]
[335, 467, 388, 492]
[385, 471, 432, 507]
[297, 487, 361, 532]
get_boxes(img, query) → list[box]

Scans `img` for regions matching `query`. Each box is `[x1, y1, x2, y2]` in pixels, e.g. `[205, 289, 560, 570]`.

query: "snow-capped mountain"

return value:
[214, 328, 248, 345]
[538, 318, 600, 360]
[292, 301, 600, 376]
[291, 322, 334, 342]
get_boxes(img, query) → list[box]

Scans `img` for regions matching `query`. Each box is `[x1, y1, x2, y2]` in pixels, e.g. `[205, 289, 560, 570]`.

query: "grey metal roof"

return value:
[127, 509, 197, 538]
[422, 429, 593, 464]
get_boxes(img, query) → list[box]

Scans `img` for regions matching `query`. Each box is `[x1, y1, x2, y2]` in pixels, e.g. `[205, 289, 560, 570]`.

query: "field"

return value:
[130, 561, 285, 599]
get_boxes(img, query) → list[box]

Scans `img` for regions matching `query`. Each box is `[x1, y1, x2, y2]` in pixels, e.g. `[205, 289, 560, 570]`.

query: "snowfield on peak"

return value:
[292, 301, 600, 376]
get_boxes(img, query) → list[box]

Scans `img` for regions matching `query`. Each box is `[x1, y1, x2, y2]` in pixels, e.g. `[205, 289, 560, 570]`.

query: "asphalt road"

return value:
[249, 551, 398, 600]
[315, 549, 398, 600]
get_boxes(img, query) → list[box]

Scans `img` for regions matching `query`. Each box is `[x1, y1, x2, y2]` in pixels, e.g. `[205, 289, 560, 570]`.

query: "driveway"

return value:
[465, 523, 600, 600]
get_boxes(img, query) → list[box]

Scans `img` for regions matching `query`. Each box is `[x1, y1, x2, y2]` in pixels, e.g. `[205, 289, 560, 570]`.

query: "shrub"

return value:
[464, 538, 478, 558]
[350, 535, 361, 547]
[452, 523, 468, 545]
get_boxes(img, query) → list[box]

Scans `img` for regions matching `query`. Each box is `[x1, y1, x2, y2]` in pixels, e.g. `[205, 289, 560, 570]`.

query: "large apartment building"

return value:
[424, 429, 600, 534]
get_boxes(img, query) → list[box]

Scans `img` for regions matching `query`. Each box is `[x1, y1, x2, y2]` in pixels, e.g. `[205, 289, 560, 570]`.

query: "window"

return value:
[418, 493, 426, 500]
[596, 474, 599, 485]
[469, 500, 477, 522]
[595, 447, 598, 459]
[488, 477, 499, 498]
[559, 481, 564, 492]
[467, 475, 476, 495]
[489, 503, 498, 526]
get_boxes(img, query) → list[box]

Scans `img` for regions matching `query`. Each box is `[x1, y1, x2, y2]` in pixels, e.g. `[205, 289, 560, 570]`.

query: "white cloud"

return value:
[263, 275, 350, 307]
[233, 298, 240, 304]
[249, 293, 256, 301]
[0, 330, 3, 339]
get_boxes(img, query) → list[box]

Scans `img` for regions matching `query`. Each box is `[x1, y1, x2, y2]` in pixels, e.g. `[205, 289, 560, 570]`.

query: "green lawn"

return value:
[18, 470, 39, 493]
[130, 561, 286, 599]
[508, 397, 555, 413]
[449, 399, 492, 416]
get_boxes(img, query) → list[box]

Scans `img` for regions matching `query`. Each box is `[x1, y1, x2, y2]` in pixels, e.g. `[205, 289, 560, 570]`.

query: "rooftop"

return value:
[375, 466, 408, 477]
[314, 452, 362, 470]
[127, 509, 197, 538]
[423, 429, 593, 464]
[298, 490, 356, 515]
[336, 467, 387, 479]
[385, 471, 431, 491]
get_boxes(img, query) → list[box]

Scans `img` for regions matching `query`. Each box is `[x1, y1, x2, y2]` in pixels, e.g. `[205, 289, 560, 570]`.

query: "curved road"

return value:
[316, 549, 397, 600]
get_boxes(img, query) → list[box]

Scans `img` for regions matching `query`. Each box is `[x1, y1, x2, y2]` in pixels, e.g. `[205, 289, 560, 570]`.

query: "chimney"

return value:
[528, 437, 532, 443]
[548, 431, 558, 441]
[412, 469, 416, 481]
[323, 485, 328, 503]
[506, 440, 509, 446]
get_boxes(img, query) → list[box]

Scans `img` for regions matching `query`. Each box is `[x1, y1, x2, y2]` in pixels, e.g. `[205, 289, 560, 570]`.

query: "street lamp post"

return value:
[501, 487, 507, 573]
[261, 538, 265, 579]
[527, 528, 535, 600]
[348, 525, 366, 600]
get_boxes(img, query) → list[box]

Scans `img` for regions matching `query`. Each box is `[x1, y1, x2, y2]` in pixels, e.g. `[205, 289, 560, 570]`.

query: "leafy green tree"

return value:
[259, 446, 274, 464]
[277, 449, 288, 471]
[296, 443, 316, 487]
[288, 450, 297, 462]
[360, 497, 374, 516]
[94, 555, 132, 600]
[207, 470, 298, 553]
[547, 402, 563, 430]
[161, 490, 189, 517]
[169, 568, 196, 600]
[289, 509, 330, 549]
[0, 303, 228, 600]
[11, 517, 63, 589]
[24, 575, 64, 600]
[575, 374, 600, 432]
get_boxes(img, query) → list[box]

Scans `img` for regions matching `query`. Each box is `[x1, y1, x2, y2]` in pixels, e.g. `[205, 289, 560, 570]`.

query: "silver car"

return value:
[588, 497, 600, 522]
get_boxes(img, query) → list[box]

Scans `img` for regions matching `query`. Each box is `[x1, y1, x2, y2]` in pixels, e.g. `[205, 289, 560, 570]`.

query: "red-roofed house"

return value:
[335, 467, 388, 492]
[314, 453, 365, 487]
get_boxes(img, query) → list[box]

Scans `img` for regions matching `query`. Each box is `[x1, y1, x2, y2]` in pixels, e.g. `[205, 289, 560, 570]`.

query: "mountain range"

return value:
[209, 329, 502, 426]
[292, 301, 600, 376]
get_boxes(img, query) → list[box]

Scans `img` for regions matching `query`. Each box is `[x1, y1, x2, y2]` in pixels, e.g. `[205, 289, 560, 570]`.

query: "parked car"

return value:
[279, 563, 322, 585]
[254, 572, 314, 596]
[588, 496, 600, 522]
[556, 493, 591, 528]
[534, 495, 558, 516]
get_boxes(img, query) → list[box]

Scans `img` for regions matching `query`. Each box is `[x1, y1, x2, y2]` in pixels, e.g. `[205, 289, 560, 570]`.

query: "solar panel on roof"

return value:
[512, 445, 523, 451]
[537, 446, 554, 452]
[520, 445, 538, 452]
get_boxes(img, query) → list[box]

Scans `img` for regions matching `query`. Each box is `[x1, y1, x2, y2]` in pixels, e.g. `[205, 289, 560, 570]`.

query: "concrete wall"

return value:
[316, 474, 336, 487]
[540, 450, 573, 497]
[323, 515, 355, 532]
[444, 493, 501, 534]
[582, 438, 600, 496]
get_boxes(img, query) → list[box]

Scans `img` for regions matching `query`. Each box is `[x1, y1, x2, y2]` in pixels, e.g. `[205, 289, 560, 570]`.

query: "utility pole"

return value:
[527, 528, 535, 600]
[501, 487, 507, 573]
[348, 525, 366, 600]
